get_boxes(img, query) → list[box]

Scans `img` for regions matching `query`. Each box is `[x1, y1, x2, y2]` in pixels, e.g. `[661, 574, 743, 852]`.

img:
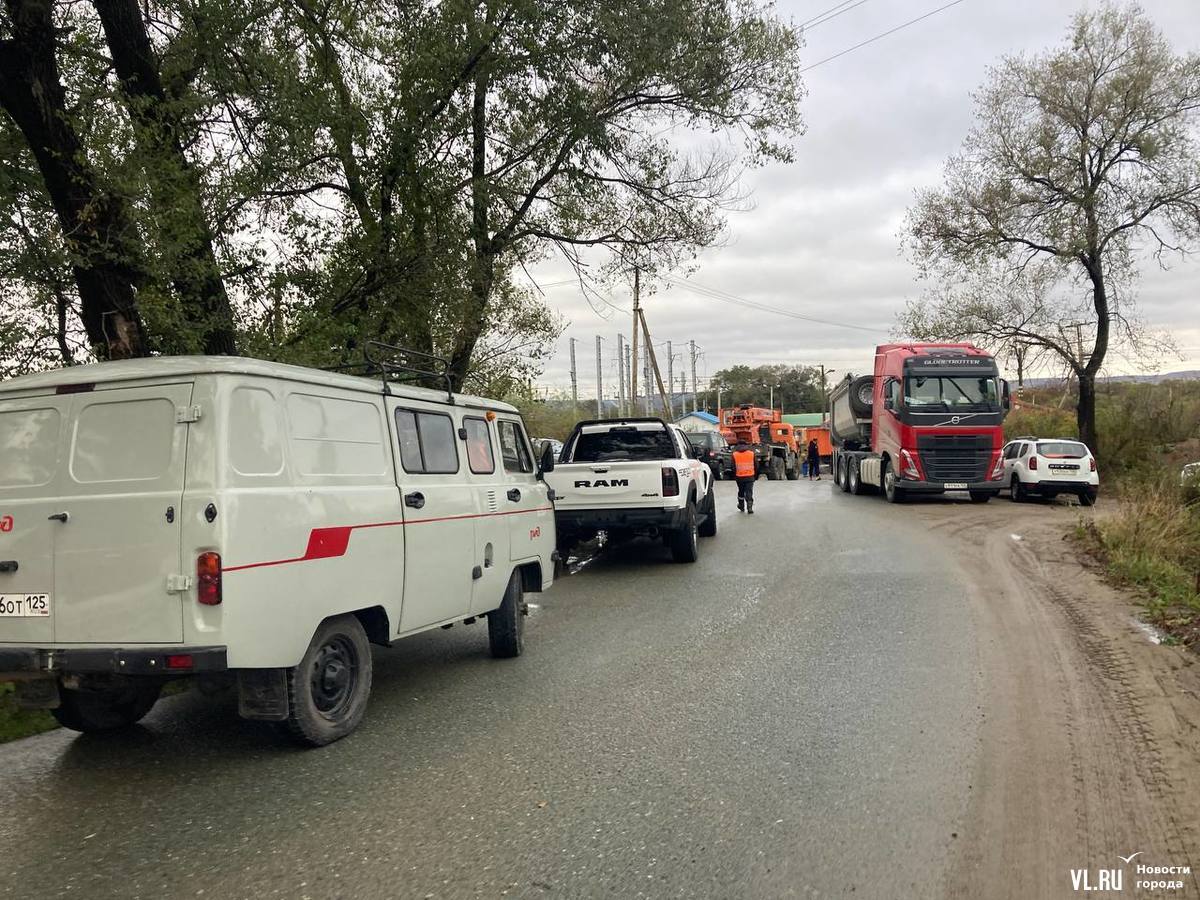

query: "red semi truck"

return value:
[829, 343, 1011, 503]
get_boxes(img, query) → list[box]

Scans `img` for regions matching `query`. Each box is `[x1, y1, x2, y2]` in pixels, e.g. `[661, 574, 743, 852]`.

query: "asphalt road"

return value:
[1, 479, 987, 899]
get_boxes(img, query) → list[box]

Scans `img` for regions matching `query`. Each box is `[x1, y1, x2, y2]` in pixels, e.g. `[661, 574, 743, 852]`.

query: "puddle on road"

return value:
[1131, 618, 1168, 645]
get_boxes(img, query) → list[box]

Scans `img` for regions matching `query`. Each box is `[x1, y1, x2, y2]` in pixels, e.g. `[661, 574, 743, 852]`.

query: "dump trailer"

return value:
[829, 343, 1011, 503]
[718, 405, 801, 480]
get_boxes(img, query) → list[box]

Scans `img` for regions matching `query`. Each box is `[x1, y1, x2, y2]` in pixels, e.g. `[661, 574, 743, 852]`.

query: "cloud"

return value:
[530, 0, 1200, 400]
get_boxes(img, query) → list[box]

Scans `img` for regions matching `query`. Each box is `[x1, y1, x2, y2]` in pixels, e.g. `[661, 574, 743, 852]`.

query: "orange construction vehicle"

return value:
[718, 404, 802, 480]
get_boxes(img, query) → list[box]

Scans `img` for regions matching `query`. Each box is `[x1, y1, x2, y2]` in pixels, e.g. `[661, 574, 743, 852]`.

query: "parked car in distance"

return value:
[0, 347, 556, 746]
[685, 431, 732, 480]
[1000, 437, 1099, 505]
[532, 437, 564, 462]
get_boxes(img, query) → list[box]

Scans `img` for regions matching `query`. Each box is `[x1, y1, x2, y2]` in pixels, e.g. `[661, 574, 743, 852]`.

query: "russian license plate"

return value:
[0, 594, 51, 617]
[944, 482, 968, 490]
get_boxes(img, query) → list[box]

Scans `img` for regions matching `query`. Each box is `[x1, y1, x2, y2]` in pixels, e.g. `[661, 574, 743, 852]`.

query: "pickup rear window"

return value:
[571, 428, 676, 462]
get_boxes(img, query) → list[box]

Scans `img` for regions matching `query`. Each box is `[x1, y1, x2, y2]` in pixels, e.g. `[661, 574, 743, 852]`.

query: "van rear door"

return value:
[52, 383, 192, 644]
[0, 396, 70, 644]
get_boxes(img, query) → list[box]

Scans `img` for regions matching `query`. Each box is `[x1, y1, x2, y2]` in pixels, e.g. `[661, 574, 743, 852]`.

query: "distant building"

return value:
[675, 410, 719, 433]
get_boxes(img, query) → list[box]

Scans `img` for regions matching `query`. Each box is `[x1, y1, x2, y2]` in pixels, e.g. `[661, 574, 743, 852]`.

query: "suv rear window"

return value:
[1036, 441, 1087, 459]
[572, 427, 675, 462]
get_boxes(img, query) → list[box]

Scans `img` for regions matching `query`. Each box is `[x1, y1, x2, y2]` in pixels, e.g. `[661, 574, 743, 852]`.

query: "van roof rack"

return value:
[324, 341, 455, 402]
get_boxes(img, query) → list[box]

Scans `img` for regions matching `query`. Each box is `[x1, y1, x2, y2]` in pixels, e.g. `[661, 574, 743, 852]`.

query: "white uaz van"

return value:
[0, 349, 556, 745]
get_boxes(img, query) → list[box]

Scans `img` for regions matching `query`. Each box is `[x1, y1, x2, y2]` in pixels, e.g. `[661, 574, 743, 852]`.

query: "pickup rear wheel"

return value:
[670, 502, 700, 563]
[284, 614, 372, 747]
[698, 489, 718, 537]
[52, 679, 162, 733]
[488, 569, 527, 659]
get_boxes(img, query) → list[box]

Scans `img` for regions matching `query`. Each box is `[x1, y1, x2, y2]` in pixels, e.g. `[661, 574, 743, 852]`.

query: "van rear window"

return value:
[0, 408, 60, 488]
[572, 427, 675, 462]
[72, 398, 174, 483]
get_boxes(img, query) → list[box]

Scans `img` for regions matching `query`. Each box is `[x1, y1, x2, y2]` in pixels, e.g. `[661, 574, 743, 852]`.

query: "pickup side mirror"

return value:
[539, 442, 556, 476]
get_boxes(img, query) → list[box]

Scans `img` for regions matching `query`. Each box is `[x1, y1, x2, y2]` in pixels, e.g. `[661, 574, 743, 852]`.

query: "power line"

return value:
[661, 274, 889, 334]
[801, 0, 873, 32]
[801, 0, 970, 73]
[798, 0, 858, 28]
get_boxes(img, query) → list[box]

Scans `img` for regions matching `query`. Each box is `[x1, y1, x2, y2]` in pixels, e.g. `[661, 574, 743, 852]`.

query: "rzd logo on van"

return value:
[0, 516, 12, 533]
[529, 526, 541, 541]
[574, 479, 629, 488]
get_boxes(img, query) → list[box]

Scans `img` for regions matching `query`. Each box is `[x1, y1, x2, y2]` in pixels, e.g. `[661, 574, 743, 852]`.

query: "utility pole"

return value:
[616, 333, 626, 416]
[568, 338, 578, 414]
[595, 335, 603, 418]
[630, 267, 640, 415]
[689, 340, 697, 413]
[639, 310, 671, 417]
[623, 343, 632, 418]
[666, 340, 674, 420]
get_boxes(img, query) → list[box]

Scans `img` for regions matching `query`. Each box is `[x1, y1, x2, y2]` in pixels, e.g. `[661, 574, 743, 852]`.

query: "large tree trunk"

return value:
[92, 0, 237, 355]
[1078, 254, 1111, 455]
[0, 0, 147, 359]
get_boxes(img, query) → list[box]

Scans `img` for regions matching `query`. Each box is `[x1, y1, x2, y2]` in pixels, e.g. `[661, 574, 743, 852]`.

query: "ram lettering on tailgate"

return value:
[574, 478, 630, 488]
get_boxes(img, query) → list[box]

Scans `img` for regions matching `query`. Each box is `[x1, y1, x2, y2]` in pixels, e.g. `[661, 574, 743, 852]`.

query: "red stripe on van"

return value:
[222, 506, 552, 573]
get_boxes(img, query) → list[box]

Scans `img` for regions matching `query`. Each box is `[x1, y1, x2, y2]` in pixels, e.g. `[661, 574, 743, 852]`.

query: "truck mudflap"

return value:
[0, 645, 227, 677]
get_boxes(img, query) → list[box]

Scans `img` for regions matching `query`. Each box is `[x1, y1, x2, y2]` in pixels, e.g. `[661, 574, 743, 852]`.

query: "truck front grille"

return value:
[916, 434, 993, 482]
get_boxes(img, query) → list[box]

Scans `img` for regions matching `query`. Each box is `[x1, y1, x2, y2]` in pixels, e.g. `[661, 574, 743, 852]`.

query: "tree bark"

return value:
[1078, 252, 1109, 455]
[0, 0, 147, 359]
[92, 0, 237, 355]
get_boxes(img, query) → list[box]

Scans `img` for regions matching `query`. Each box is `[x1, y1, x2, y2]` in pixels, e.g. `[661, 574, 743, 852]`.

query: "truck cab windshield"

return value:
[904, 376, 999, 410]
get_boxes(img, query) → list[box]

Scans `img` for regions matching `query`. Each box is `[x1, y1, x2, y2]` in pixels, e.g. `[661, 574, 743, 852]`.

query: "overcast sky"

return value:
[527, 0, 1200, 404]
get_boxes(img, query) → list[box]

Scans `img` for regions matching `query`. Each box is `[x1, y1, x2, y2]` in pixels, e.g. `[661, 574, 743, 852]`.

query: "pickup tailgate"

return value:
[548, 461, 667, 510]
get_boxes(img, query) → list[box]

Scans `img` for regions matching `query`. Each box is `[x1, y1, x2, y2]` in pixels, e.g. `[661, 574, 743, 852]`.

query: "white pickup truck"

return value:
[544, 418, 715, 562]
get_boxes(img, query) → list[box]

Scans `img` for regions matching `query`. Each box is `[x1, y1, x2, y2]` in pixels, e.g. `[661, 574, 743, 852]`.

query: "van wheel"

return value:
[52, 679, 162, 733]
[670, 502, 700, 563]
[698, 489, 718, 537]
[285, 614, 372, 747]
[489, 570, 527, 659]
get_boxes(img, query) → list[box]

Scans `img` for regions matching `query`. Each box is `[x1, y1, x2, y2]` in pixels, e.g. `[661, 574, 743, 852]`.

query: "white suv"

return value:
[1000, 437, 1099, 506]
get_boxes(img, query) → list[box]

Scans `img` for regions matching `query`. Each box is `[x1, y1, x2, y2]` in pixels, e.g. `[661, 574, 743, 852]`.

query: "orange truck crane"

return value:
[718, 405, 802, 480]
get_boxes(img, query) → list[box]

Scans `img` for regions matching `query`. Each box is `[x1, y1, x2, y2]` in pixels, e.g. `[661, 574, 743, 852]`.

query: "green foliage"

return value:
[709, 363, 822, 411]
[0, 683, 57, 744]
[1004, 405, 1077, 444]
[506, 392, 581, 442]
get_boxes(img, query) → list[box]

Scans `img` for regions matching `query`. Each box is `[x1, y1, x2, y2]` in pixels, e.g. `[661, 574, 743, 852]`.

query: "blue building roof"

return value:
[677, 411, 718, 424]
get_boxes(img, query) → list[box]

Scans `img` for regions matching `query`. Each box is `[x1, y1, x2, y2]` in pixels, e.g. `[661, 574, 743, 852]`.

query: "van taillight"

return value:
[662, 467, 679, 497]
[197, 552, 222, 606]
[1029, 457, 1038, 471]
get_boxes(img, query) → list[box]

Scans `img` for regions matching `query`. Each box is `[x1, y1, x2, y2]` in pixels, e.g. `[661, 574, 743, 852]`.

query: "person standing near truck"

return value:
[732, 440, 757, 514]
[807, 438, 821, 481]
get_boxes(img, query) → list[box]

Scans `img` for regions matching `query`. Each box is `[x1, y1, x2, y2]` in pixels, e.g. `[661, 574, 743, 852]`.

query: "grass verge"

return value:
[1075, 473, 1200, 644]
[0, 682, 58, 743]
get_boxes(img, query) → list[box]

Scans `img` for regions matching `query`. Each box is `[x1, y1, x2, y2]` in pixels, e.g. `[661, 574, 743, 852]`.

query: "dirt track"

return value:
[912, 496, 1200, 897]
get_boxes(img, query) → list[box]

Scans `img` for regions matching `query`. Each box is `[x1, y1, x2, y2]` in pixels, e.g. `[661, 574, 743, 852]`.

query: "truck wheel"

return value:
[488, 569, 527, 659]
[773, 458, 786, 480]
[839, 457, 852, 493]
[698, 489, 718, 537]
[1010, 475, 1025, 503]
[848, 459, 865, 495]
[670, 502, 700, 563]
[969, 491, 992, 504]
[52, 679, 162, 733]
[765, 458, 778, 480]
[785, 461, 800, 480]
[883, 460, 906, 504]
[284, 614, 373, 746]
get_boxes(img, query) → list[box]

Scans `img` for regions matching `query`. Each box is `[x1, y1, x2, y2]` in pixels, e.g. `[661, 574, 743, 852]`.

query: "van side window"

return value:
[395, 409, 459, 474]
[497, 420, 533, 474]
[463, 417, 495, 474]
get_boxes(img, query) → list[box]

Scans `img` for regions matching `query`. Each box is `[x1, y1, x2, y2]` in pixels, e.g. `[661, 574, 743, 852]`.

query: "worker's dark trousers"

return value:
[736, 476, 755, 510]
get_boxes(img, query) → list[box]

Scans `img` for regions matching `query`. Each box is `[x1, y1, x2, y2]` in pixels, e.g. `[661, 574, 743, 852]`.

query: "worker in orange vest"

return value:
[732, 440, 757, 514]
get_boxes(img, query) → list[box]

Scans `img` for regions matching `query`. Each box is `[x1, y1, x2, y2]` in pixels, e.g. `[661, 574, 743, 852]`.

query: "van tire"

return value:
[698, 489, 718, 537]
[284, 614, 372, 747]
[52, 679, 162, 733]
[670, 502, 700, 563]
[488, 570, 526, 659]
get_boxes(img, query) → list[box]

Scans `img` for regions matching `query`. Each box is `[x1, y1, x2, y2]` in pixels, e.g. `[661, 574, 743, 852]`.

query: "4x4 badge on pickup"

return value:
[574, 479, 630, 488]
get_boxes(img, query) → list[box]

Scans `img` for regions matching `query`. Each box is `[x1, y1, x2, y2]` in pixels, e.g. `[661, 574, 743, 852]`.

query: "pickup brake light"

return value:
[662, 467, 679, 497]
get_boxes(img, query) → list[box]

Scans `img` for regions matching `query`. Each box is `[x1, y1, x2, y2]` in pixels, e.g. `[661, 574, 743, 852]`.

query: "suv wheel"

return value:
[671, 502, 700, 563]
[1010, 475, 1025, 503]
[488, 569, 527, 659]
[284, 614, 372, 746]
